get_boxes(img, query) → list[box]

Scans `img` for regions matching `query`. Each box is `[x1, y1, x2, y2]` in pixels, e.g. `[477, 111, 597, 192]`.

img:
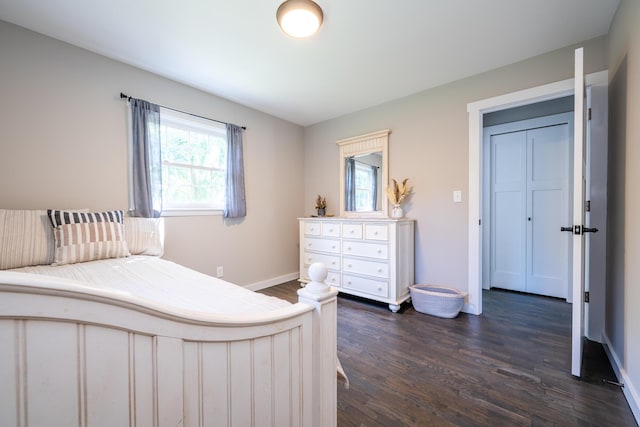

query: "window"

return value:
[354, 162, 375, 211]
[158, 108, 227, 213]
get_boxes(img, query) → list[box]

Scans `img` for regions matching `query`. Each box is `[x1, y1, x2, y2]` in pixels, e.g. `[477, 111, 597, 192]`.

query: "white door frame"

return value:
[466, 70, 608, 315]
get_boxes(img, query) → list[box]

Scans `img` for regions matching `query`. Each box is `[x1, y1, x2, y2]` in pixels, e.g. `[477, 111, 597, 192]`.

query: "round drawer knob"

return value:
[377, 250, 382, 254]
[377, 268, 382, 273]
[347, 281, 352, 285]
[350, 230, 354, 234]
[308, 258, 313, 262]
[329, 229, 333, 232]
[308, 243, 312, 247]
[332, 261, 336, 265]
[348, 264, 352, 268]
[332, 245, 336, 249]
[347, 247, 352, 251]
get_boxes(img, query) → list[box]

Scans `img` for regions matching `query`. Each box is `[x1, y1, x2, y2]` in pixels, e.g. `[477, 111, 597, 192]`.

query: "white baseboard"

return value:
[246, 272, 300, 292]
[603, 334, 640, 424]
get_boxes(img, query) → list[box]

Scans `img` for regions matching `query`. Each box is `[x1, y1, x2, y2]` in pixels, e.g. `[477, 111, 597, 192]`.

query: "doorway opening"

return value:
[482, 101, 574, 300]
[466, 70, 607, 317]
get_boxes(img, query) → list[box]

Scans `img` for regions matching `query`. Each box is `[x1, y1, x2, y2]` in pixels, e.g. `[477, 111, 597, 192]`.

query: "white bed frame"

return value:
[0, 264, 338, 427]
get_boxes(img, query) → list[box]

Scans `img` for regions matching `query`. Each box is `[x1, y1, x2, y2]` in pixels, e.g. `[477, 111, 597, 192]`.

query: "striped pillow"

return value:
[47, 210, 130, 266]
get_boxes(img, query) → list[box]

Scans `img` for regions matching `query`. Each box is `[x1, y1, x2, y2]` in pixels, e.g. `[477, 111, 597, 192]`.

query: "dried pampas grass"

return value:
[386, 178, 412, 205]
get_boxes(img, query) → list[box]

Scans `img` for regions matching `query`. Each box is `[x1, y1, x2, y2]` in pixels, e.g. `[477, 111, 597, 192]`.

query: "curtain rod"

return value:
[119, 93, 246, 130]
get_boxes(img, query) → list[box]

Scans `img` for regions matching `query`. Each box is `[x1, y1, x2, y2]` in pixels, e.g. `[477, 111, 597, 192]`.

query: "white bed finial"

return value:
[308, 262, 328, 282]
[302, 262, 331, 296]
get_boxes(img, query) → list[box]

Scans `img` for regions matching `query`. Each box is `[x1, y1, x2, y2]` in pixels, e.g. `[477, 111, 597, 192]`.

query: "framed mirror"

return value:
[337, 129, 390, 218]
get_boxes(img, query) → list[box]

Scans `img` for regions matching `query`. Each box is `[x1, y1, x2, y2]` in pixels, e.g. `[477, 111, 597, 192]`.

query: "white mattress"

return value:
[8, 256, 291, 315]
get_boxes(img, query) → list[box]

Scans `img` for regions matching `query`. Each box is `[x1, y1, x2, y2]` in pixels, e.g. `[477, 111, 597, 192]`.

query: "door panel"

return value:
[490, 131, 526, 291]
[529, 189, 565, 297]
[531, 130, 564, 182]
[493, 191, 526, 290]
[527, 125, 570, 298]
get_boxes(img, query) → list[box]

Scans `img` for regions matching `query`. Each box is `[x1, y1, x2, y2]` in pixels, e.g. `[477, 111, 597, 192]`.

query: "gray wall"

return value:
[0, 20, 305, 287]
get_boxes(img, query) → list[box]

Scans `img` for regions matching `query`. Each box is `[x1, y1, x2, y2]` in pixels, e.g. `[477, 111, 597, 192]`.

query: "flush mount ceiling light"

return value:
[277, 0, 324, 38]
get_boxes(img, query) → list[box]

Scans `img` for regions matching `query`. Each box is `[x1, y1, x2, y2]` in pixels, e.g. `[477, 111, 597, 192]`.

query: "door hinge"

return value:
[588, 108, 592, 121]
[584, 291, 590, 303]
[479, 219, 482, 226]
[585, 200, 591, 212]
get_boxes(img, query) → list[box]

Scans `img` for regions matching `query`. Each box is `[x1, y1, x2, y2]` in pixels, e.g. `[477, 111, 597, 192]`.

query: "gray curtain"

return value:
[345, 157, 356, 211]
[130, 98, 162, 218]
[224, 124, 246, 218]
[371, 166, 378, 211]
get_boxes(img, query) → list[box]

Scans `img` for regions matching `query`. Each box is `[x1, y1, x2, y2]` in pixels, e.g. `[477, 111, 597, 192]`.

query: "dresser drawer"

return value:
[304, 237, 340, 254]
[321, 223, 340, 237]
[304, 221, 321, 236]
[303, 251, 340, 271]
[324, 271, 341, 287]
[343, 240, 388, 259]
[342, 223, 363, 239]
[302, 269, 341, 286]
[364, 223, 388, 241]
[342, 274, 389, 298]
[343, 257, 388, 278]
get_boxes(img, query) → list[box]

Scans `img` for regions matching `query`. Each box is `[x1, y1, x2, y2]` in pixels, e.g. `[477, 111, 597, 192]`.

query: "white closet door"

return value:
[488, 116, 571, 298]
[526, 124, 570, 298]
[490, 131, 527, 292]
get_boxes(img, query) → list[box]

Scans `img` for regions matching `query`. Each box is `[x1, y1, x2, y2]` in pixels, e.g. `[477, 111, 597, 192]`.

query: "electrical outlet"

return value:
[453, 190, 462, 203]
[216, 266, 224, 277]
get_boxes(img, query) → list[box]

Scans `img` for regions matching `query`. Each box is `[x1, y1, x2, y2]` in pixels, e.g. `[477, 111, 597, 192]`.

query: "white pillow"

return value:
[124, 217, 164, 256]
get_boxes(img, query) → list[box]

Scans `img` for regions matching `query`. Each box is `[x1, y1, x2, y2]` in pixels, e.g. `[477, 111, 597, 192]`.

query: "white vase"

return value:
[391, 205, 404, 218]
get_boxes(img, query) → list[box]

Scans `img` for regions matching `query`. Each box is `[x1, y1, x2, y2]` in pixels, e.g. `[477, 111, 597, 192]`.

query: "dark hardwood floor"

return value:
[259, 281, 637, 426]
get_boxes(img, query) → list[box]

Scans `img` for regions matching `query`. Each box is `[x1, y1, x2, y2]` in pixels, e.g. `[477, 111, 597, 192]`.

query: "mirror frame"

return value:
[337, 129, 390, 218]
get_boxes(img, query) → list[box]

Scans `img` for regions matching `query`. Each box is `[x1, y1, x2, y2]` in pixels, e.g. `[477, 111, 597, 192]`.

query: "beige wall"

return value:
[304, 36, 608, 291]
[0, 21, 305, 286]
[607, 0, 640, 418]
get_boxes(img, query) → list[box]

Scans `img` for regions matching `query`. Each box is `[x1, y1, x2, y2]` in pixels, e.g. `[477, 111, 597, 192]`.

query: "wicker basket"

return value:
[409, 284, 467, 318]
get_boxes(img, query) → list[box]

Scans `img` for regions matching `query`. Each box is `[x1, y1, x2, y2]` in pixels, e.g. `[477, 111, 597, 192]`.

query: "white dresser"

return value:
[299, 217, 415, 312]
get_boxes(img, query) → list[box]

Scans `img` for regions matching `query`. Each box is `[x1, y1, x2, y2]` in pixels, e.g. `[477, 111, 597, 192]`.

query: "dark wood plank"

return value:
[259, 281, 636, 426]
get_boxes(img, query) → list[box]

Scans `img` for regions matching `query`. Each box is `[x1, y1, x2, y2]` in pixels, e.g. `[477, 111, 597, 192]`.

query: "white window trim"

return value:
[158, 108, 227, 214]
[161, 208, 224, 217]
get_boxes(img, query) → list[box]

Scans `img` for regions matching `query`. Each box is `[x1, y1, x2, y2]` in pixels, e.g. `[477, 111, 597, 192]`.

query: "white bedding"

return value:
[7, 256, 290, 316]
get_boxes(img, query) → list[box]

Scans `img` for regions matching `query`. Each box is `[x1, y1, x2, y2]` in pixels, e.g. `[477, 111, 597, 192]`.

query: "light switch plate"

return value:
[453, 190, 462, 203]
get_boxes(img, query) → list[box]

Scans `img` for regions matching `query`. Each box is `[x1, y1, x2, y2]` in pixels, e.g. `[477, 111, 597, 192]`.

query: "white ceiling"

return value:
[0, 0, 620, 126]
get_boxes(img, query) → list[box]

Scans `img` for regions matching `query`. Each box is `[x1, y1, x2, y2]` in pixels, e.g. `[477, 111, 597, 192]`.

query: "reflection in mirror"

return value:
[337, 129, 389, 218]
[344, 153, 382, 212]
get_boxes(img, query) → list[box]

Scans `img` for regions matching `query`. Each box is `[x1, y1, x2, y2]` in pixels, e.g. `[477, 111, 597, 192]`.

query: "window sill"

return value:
[161, 209, 224, 217]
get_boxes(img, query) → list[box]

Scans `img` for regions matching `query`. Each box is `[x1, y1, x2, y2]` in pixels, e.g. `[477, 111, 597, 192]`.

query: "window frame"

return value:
[127, 107, 228, 217]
